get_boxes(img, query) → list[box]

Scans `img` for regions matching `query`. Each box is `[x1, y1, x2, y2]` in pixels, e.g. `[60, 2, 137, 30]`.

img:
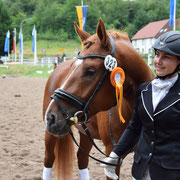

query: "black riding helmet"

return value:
[152, 31, 180, 79]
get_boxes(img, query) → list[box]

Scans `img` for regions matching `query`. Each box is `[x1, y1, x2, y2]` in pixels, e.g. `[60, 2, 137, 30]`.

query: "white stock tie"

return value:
[151, 75, 178, 111]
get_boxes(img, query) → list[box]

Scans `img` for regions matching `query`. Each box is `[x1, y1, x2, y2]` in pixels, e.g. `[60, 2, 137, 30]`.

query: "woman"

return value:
[101, 31, 180, 180]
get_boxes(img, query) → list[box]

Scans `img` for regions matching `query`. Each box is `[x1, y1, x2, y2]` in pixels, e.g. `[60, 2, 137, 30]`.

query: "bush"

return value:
[37, 29, 69, 41]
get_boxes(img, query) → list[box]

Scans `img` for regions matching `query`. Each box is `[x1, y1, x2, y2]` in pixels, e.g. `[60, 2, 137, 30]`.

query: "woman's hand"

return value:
[100, 152, 122, 180]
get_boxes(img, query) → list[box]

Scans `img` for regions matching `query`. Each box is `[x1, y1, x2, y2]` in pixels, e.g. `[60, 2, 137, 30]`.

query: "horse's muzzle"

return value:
[46, 112, 71, 136]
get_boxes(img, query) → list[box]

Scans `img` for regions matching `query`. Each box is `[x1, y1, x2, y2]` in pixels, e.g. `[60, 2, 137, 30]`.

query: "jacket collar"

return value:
[141, 74, 180, 119]
[154, 74, 180, 116]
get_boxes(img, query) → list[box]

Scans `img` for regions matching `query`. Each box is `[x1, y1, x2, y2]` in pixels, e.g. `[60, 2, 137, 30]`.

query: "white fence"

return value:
[41, 57, 57, 67]
[0, 54, 76, 68]
[0, 56, 10, 63]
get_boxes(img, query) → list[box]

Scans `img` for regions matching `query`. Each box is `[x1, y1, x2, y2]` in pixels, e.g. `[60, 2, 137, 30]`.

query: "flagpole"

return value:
[21, 33, 23, 64]
[34, 27, 37, 65]
[173, 0, 176, 31]
[14, 28, 17, 62]
[20, 17, 32, 64]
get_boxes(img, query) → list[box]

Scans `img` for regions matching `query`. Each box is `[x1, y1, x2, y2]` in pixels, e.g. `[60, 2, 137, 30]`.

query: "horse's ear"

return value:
[96, 18, 109, 47]
[74, 22, 91, 42]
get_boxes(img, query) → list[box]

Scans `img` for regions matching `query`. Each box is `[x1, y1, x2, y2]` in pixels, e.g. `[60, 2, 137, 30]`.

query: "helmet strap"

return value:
[156, 64, 180, 80]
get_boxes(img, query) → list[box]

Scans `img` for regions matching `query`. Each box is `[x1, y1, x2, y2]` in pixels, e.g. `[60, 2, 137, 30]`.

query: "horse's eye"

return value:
[84, 68, 96, 77]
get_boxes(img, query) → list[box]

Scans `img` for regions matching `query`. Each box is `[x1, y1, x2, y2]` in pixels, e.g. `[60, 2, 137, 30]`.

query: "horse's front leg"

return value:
[77, 132, 93, 180]
[42, 131, 57, 180]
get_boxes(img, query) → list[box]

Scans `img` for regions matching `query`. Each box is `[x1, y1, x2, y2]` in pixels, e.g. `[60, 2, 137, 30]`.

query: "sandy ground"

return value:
[0, 75, 133, 180]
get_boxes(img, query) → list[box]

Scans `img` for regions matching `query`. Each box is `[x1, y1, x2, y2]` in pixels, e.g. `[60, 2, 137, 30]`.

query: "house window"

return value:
[142, 39, 144, 45]
[160, 29, 164, 32]
[142, 48, 144, 54]
[134, 40, 137, 46]
[150, 38, 152, 45]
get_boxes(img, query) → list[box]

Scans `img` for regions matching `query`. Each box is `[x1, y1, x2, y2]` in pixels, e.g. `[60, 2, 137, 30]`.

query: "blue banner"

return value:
[32, 25, 36, 52]
[82, 6, 88, 31]
[19, 30, 22, 53]
[169, 0, 177, 26]
[76, 6, 88, 31]
[4, 31, 10, 53]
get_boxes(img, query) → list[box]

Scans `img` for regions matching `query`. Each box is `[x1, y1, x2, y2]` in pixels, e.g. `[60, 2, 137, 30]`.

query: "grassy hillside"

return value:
[17, 39, 82, 59]
[0, 39, 82, 79]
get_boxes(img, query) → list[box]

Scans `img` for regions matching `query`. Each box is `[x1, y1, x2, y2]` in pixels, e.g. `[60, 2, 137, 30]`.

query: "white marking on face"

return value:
[44, 99, 55, 128]
[60, 59, 83, 89]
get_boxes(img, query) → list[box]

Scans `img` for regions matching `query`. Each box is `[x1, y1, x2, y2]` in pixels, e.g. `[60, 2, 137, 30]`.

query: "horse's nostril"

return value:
[47, 113, 56, 127]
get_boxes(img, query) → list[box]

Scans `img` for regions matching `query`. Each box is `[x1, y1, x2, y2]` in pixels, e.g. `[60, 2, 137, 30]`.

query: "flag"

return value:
[32, 25, 36, 52]
[4, 30, 10, 53]
[169, 0, 177, 26]
[32, 24, 37, 65]
[76, 6, 88, 30]
[82, 6, 88, 31]
[19, 30, 22, 53]
[13, 29, 16, 54]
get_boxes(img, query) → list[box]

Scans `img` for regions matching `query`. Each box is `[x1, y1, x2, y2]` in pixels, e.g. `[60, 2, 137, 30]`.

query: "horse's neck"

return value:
[116, 42, 153, 85]
[116, 42, 153, 105]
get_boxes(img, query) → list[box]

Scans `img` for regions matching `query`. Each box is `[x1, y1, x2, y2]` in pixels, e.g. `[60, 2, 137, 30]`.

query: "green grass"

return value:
[0, 39, 81, 79]
[1, 39, 155, 79]
[0, 64, 54, 79]
[18, 39, 81, 59]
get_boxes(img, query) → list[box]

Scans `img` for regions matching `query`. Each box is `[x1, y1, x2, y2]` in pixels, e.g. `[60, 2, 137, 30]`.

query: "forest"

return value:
[1, 0, 180, 55]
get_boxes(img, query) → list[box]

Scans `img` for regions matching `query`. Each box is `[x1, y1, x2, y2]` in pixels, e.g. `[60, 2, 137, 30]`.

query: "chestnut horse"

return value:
[43, 18, 154, 179]
[43, 59, 128, 180]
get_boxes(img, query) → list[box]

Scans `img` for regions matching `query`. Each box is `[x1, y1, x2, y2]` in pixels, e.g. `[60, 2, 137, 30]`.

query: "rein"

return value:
[70, 111, 134, 166]
[109, 108, 117, 146]
[69, 128, 123, 167]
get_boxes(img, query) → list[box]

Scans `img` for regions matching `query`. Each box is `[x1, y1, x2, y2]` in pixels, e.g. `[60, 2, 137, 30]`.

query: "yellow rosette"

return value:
[110, 67, 125, 123]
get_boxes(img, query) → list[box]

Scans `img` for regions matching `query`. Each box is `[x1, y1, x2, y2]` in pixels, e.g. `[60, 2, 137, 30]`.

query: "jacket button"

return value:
[151, 141, 154, 146]
[151, 130, 154, 134]
[149, 153, 152, 156]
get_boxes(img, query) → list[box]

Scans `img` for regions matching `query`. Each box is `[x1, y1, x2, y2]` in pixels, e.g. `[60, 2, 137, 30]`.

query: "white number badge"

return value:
[104, 55, 117, 71]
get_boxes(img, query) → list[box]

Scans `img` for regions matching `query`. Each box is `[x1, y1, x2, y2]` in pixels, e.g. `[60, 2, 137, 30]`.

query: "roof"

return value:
[131, 19, 180, 40]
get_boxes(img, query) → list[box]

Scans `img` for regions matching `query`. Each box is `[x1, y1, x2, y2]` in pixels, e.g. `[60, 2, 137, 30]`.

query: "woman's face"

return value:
[154, 50, 180, 77]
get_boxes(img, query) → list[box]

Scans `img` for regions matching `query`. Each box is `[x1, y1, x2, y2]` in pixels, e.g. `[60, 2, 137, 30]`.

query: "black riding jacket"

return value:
[113, 74, 180, 180]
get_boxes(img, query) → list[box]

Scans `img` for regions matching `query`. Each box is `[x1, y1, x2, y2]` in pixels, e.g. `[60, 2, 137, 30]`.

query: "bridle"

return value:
[51, 36, 116, 123]
[51, 36, 127, 167]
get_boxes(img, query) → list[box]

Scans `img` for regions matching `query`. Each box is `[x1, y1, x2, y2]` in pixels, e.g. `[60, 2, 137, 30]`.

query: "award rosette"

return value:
[110, 67, 125, 123]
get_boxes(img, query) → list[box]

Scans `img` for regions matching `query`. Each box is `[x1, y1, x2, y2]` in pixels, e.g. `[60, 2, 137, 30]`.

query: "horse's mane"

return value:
[107, 30, 130, 42]
[107, 29, 154, 84]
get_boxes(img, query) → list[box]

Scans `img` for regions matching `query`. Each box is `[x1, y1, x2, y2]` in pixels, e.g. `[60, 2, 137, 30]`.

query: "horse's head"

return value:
[45, 18, 153, 136]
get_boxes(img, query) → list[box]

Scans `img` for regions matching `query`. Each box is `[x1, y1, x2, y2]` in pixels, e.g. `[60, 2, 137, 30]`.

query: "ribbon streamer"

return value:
[110, 67, 125, 123]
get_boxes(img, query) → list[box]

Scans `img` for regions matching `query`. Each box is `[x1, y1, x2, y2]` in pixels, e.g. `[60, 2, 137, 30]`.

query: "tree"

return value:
[126, 0, 170, 39]
[1, 0, 180, 43]
[0, 2, 12, 56]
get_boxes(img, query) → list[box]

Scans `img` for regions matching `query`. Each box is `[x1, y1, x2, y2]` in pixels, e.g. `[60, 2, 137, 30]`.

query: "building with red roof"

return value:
[131, 19, 180, 54]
